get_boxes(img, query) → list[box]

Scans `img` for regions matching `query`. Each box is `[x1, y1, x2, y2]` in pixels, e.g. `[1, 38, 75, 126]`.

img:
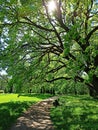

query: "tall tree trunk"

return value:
[9, 85, 13, 93]
[89, 75, 98, 97]
[90, 54, 98, 97]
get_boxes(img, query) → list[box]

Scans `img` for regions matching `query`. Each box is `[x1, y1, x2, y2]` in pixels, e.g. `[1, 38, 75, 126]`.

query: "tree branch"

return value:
[21, 17, 55, 32]
[0, 20, 54, 32]
[42, 0, 64, 50]
[47, 65, 66, 73]
[45, 77, 71, 83]
[85, 26, 98, 41]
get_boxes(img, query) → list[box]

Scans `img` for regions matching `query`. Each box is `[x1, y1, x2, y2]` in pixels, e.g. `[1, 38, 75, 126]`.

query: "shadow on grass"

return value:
[51, 96, 98, 130]
[0, 101, 36, 130]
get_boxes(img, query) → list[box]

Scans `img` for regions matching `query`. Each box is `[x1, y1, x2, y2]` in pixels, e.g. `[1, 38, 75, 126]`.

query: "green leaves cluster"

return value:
[0, 0, 98, 94]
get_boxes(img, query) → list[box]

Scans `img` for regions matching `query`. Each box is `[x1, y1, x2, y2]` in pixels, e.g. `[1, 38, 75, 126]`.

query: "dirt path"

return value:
[10, 97, 56, 130]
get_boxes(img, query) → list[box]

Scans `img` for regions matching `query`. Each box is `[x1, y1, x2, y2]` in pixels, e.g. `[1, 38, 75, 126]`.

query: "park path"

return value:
[10, 97, 56, 130]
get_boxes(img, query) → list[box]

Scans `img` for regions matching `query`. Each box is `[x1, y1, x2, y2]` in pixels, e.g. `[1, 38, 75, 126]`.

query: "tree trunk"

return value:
[9, 86, 13, 93]
[89, 75, 98, 97]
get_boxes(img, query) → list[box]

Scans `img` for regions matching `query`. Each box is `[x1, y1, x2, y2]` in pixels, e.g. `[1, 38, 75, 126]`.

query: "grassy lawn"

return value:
[51, 95, 98, 130]
[0, 93, 51, 130]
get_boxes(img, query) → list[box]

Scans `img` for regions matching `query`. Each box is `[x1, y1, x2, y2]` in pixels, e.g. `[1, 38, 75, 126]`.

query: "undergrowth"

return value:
[51, 95, 98, 130]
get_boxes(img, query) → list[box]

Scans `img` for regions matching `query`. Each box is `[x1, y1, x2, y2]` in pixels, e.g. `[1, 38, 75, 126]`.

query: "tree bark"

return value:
[91, 75, 98, 97]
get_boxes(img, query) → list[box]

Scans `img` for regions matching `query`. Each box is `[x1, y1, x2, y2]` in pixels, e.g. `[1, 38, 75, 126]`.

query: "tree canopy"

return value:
[0, 0, 98, 95]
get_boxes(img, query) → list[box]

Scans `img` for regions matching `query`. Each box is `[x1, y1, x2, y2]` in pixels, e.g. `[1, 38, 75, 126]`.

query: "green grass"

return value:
[51, 95, 98, 130]
[0, 93, 51, 130]
[0, 93, 51, 103]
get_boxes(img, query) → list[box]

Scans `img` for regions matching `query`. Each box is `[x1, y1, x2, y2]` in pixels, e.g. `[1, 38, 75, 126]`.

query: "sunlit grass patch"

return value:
[0, 93, 51, 103]
[0, 93, 51, 130]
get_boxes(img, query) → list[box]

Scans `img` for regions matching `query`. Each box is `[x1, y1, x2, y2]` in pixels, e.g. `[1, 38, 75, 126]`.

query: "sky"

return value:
[0, 70, 7, 75]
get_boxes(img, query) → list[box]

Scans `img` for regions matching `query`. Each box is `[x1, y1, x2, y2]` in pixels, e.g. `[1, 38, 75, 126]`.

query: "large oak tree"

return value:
[0, 0, 98, 96]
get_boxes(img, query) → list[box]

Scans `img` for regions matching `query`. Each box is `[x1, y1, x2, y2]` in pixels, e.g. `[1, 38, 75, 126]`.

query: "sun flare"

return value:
[48, 0, 56, 13]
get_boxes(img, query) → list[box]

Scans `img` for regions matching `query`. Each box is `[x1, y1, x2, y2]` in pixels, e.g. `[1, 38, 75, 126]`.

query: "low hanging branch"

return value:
[45, 77, 71, 83]
[74, 75, 96, 91]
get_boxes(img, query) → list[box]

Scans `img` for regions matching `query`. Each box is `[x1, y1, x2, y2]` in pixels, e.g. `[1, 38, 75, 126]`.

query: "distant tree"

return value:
[0, 74, 8, 92]
[0, 0, 98, 96]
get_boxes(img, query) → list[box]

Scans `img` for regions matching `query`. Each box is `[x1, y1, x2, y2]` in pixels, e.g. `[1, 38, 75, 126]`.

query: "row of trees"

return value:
[0, 73, 89, 95]
[0, 0, 98, 96]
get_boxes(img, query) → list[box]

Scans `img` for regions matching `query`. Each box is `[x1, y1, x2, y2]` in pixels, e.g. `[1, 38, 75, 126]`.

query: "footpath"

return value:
[10, 97, 56, 130]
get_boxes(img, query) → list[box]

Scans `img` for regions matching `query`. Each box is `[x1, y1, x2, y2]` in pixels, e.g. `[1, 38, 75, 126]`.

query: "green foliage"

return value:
[0, 0, 98, 95]
[51, 95, 98, 130]
[0, 102, 32, 130]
